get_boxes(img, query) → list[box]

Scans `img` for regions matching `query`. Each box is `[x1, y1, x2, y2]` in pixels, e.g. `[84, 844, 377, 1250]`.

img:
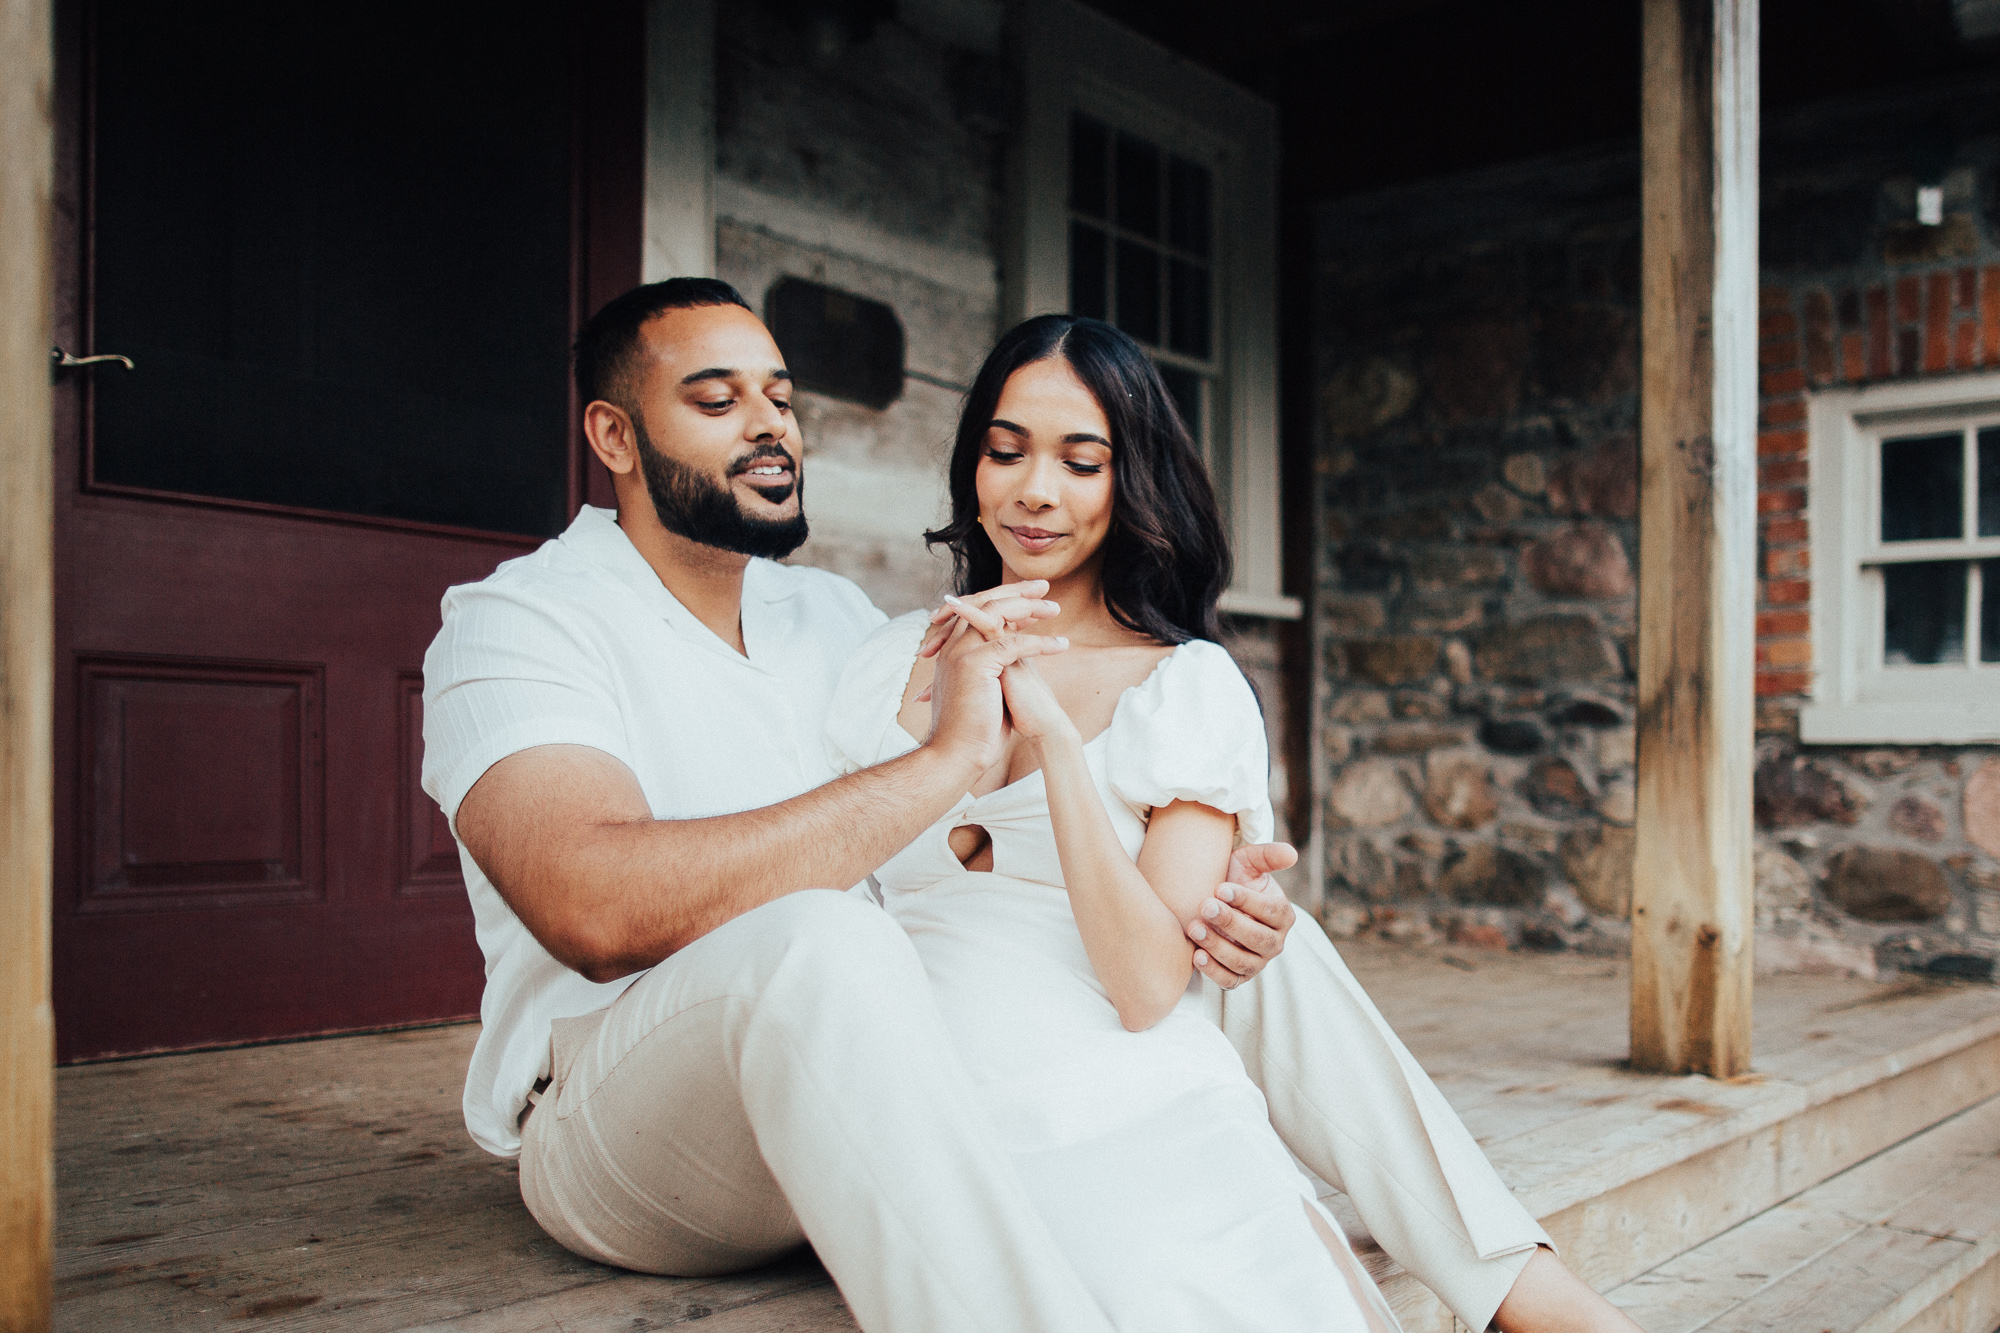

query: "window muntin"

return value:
[1011, 0, 1294, 619]
[1867, 423, 2000, 672]
[1066, 112, 1223, 510]
[1802, 376, 2000, 743]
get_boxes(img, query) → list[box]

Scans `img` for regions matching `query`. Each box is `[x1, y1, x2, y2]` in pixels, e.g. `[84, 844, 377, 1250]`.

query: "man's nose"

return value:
[743, 393, 788, 441]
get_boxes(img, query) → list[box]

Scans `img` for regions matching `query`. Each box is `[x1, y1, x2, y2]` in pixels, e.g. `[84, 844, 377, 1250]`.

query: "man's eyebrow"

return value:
[678, 367, 792, 387]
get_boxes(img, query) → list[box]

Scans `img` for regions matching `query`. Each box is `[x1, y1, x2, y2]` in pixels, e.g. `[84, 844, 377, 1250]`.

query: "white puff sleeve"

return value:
[824, 611, 929, 775]
[1106, 639, 1274, 846]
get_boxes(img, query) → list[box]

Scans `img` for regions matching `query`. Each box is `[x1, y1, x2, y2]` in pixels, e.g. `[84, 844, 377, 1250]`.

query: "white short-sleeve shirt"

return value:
[421, 505, 886, 1156]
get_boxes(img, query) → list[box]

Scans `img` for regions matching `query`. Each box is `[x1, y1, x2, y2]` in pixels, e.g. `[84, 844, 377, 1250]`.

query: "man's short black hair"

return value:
[573, 277, 754, 412]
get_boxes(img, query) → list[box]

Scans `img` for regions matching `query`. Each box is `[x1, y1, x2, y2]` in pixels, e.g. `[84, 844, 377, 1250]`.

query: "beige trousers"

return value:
[1217, 914, 1547, 1329]
[518, 891, 1546, 1333]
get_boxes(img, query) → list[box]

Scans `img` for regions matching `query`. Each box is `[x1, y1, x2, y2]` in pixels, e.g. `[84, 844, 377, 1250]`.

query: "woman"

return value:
[826, 316, 1636, 1331]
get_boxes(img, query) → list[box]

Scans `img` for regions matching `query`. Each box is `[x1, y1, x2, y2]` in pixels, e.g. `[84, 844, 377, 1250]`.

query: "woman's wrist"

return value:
[1029, 725, 1086, 759]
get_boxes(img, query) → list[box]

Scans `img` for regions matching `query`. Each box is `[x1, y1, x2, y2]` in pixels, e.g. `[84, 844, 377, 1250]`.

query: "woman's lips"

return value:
[1005, 525, 1066, 554]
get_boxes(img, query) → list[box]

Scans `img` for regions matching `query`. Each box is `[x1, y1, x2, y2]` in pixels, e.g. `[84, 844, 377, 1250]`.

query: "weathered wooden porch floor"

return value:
[55, 942, 2000, 1332]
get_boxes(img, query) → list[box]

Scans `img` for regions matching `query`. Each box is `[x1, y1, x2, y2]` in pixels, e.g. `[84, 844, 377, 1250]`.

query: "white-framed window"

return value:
[1006, 0, 1298, 619]
[1802, 370, 2000, 743]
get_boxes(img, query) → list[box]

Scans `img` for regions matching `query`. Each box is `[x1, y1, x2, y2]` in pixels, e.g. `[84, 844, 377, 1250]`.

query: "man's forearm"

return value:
[530, 743, 978, 980]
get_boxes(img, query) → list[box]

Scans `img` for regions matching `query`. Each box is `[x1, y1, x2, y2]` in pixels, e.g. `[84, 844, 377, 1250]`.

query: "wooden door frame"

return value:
[2, 0, 56, 1321]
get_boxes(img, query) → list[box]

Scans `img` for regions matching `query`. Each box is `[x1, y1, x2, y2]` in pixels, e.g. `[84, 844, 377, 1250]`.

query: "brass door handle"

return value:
[51, 346, 135, 371]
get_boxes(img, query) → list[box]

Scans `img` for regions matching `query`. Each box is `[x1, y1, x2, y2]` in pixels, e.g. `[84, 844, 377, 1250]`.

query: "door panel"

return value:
[51, 0, 641, 1061]
[79, 657, 323, 910]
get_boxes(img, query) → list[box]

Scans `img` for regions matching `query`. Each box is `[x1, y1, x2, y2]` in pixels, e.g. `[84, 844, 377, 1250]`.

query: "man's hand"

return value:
[1184, 842, 1298, 989]
[923, 613, 1069, 774]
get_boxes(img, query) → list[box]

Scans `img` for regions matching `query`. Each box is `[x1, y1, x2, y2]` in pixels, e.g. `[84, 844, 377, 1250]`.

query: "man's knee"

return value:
[742, 888, 915, 977]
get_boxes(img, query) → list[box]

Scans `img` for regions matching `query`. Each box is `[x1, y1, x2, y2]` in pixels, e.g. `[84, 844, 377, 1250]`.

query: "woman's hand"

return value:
[916, 580, 1059, 659]
[997, 658, 1081, 747]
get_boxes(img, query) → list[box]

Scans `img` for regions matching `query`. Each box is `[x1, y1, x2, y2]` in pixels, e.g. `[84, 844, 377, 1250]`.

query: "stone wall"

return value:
[714, 1, 1007, 615]
[1308, 75, 2000, 977]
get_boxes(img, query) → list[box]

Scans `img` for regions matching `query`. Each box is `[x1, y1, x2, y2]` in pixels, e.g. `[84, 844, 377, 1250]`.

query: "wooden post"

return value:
[1, 0, 56, 1327]
[1632, 0, 1759, 1077]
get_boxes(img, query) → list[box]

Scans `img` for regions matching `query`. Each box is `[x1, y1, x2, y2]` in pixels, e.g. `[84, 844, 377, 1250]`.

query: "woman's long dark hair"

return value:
[925, 315, 1230, 645]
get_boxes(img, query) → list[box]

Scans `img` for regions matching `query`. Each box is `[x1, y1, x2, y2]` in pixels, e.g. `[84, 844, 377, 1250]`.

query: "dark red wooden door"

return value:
[50, 0, 638, 1061]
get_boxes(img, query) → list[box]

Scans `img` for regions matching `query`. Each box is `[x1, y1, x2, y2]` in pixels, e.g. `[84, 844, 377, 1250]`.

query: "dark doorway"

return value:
[50, 0, 641, 1060]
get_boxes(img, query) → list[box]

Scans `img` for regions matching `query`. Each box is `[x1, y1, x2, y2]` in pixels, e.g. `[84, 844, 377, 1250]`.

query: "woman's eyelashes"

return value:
[981, 447, 1105, 476]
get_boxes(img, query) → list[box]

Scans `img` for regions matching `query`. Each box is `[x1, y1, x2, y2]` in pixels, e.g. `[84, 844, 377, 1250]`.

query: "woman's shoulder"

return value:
[1135, 637, 1257, 712]
[1112, 638, 1261, 752]
[826, 610, 929, 771]
[851, 607, 931, 658]
[1107, 636, 1271, 838]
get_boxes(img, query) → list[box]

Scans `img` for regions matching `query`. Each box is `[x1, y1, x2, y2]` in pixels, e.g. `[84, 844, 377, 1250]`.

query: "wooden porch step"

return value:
[1604, 1092, 2000, 1333]
[1345, 962, 2000, 1333]
[50, 950, 2000, 1332]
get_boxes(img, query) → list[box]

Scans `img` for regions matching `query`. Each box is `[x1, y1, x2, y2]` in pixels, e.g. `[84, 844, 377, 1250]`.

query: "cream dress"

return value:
[828, 612, 1401, 1333]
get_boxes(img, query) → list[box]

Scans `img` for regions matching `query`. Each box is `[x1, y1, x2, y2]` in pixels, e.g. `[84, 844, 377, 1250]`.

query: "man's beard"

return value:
[633, 416, 809, 560]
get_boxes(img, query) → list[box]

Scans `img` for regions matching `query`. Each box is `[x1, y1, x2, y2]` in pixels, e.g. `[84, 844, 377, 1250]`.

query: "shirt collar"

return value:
[557, 505, 796, 661]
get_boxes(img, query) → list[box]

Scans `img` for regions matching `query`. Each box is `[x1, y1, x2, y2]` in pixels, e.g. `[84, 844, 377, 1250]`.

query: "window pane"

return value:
[1168, 259, 1211, 359]
[1167, 156, 1211, 257]
[1114, 238, 1161, 344]
[1980, 427, 2000, 537]
[1880, 433, 1963, 542]
[1986, 560, 2000, 663]
[1158, 363, 1201, 438]
[1883, 560, 1967, 665]
[1113, 132, 1160, 238]
[1070, 114, 1108, 219]
[1069, 222, 1108, 321]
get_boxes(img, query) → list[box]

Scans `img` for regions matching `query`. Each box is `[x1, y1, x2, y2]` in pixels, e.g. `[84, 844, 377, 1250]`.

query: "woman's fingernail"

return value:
[1188, 922, 1206, 941]
[1055, 636, 1069, 647]
[1218, 883, 1238, 902]
[943, 594, 962, 606]
[1194, 950, 1209, 967]
[1201, 900, 1221, 920]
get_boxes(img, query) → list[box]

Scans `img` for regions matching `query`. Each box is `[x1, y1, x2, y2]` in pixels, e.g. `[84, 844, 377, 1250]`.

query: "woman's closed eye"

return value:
[982, 447, 1103, 477]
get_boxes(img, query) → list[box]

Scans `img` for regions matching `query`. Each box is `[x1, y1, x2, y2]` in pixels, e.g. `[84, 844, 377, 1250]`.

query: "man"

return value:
[424, 279, 1633, 1333]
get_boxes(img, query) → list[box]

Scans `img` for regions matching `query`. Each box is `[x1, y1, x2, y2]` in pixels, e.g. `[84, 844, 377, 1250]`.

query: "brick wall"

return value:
[1755, 262, 2000, 703]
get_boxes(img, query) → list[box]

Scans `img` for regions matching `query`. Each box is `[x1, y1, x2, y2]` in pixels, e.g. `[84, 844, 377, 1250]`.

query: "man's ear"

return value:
[583, 400, 639, 476]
